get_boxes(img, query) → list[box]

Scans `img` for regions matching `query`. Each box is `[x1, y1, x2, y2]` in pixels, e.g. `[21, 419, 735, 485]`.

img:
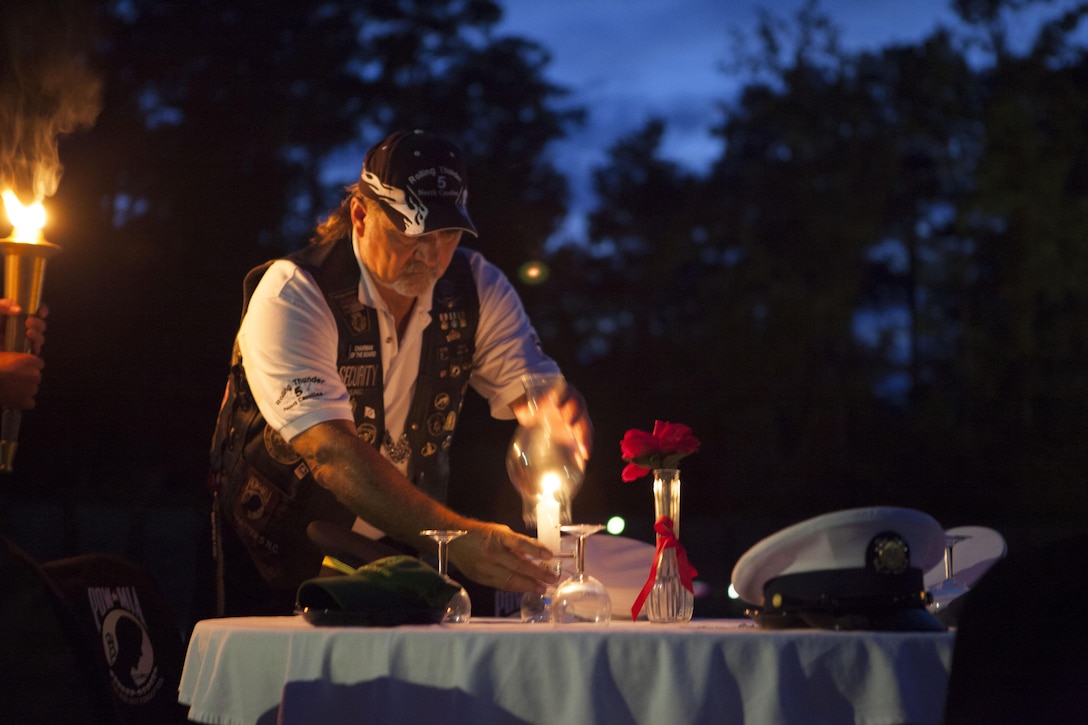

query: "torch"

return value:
[0, 190, 60, 472]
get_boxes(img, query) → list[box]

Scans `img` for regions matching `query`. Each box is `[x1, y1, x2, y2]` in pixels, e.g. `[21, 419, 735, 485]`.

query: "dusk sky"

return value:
[493, 0, 1043, 241]
[498, 0, 955, 167]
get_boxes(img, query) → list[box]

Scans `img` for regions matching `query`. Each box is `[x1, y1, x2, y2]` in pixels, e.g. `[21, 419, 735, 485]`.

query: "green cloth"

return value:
[297, 555, 459, 614]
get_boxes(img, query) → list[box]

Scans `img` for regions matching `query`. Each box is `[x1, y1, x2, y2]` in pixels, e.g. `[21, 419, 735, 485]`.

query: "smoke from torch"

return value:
[1, 0, 103, 206]
[1, 0, 102, 470]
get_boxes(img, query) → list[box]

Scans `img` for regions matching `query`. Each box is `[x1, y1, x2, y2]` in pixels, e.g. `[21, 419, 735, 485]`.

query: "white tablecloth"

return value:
[179, 616, 954, 725]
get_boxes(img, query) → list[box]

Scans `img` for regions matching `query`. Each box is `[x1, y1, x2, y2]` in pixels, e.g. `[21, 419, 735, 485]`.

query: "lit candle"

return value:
[535, 472, 562, 554]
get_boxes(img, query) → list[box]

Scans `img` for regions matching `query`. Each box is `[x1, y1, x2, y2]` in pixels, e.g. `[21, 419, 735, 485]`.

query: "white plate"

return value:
[582, 534, 657, 619]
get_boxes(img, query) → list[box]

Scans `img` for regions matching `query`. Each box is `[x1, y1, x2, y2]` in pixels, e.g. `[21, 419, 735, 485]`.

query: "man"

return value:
[210, 129, 592, 615]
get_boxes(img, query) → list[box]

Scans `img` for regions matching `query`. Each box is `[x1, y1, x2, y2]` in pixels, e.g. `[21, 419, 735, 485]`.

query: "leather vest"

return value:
[210, 237, 479, 588]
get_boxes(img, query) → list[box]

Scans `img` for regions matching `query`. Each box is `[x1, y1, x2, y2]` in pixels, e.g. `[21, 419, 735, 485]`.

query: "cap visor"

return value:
[378, 200, 477, 237]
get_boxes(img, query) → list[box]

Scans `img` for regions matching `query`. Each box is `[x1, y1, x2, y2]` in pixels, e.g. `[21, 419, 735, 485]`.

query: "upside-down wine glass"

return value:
[927, 533, 971, 615]
[520, 557, 568, 623]
[552, 524, 611, 624]
[420, 529, 472, 624]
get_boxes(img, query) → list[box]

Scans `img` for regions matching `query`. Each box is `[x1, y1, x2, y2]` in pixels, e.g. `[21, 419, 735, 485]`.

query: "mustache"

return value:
[387, 262, 439, 296]
[402, 262, 438, 278]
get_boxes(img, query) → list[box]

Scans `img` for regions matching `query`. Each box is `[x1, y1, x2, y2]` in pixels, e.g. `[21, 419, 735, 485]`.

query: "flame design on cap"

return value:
[360, 169, 428, 236]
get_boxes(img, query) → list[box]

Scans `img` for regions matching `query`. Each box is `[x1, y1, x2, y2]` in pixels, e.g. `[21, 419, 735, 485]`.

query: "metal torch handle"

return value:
[1, 408, 22, 472]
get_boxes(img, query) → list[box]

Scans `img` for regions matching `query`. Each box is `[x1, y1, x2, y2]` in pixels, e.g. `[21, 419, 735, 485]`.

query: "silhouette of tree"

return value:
[561, 0, 1088, 530]
[11, 0, 582, 508]
[950, 2, 1088, 520]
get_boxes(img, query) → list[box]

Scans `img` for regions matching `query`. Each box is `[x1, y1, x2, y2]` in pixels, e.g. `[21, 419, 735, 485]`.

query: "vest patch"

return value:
[348, 344, 377, 360]
[263, 424, 300, 465]
[328, 287, 372, 334]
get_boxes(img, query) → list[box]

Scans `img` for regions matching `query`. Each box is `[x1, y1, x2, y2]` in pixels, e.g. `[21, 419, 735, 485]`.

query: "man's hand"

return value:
[511, 379, 594, 462]
[0, 299, 48, 355]
[0, 299, 47, 409]
[447, 523, 559, 595]
[556, 382, 593, 461]
[0, 353, 44, 409]
[293, 419, 560, 595]
[25, 303, 48, 355]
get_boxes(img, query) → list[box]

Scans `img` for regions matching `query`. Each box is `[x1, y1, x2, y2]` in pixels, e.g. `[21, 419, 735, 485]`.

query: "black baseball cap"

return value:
[358, 129, 478, 237]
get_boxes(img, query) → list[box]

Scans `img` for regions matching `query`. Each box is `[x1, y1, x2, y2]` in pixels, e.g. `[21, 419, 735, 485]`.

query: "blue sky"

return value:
[319, 1, 1075, 242]
[493, 0, 965, 241]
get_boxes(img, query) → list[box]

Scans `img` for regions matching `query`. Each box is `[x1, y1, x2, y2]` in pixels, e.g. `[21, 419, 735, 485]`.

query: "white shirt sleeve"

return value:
[465, 250, 561, 418]
[236, 259, 355, 441]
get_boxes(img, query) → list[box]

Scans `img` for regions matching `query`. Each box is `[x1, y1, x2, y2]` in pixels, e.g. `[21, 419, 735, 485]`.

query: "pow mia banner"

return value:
[38, 553, 189, 722]
[88, 584, 165, 706]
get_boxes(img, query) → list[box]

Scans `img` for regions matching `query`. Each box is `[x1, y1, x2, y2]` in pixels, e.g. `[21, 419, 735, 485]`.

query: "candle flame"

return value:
[540, 472, 561, 499]
[2, 190, 47, 243]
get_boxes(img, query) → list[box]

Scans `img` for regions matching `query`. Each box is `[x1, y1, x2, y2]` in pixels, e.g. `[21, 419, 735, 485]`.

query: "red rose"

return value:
[619, 420, 700, 482]
[651, 421, 700, 456]
[621, 461, 652, 483]
[620, 428, 659, 461]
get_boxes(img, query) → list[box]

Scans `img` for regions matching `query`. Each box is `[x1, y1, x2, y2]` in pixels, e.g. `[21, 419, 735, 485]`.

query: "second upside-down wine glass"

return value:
[928, 533, 971, 615]
[552, 524, 611, 624]
[420, 529, 472, 624]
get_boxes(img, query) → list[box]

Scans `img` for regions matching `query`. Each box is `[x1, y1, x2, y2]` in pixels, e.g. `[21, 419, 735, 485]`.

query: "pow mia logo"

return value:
[88, 587, 163, 706]
[264, 425, 301, 465]
[240, 475, 271, 520]
[357, 422, 378, 444]
[347, 310, 369, 334]
[329, 288, 372, 335]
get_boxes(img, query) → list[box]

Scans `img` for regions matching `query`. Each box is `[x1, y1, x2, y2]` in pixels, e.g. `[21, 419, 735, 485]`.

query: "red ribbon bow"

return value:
[630, 516, 698, 621]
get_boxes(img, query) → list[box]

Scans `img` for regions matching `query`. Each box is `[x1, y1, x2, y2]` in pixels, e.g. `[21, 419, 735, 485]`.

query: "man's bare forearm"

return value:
[290, 417, 556, 593]
[290, 418, 470, 552]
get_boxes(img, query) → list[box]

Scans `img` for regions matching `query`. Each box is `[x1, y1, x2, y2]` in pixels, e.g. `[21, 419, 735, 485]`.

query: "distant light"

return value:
[606, 516, 625, 535]
[518, 260, 550, 285]
[727, 583, 739, 599]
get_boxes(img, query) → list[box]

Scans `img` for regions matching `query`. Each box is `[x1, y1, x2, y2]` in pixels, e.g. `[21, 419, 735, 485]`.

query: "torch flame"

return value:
[2, 190, 46, 243]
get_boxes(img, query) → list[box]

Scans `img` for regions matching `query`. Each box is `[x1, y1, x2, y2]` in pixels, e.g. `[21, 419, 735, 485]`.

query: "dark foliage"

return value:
[1, 1, 1085, 621]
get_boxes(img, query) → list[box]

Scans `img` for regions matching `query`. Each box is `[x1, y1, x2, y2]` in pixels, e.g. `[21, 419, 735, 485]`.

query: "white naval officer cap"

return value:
[731, 506, 946, 631]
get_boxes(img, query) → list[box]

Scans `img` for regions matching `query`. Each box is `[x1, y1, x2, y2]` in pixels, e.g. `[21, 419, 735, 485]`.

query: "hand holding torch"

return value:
[1, 191, 60, 472]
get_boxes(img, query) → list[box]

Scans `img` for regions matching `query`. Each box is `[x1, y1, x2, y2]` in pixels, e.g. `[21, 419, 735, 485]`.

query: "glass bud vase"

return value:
[647, 468, 694, 623]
